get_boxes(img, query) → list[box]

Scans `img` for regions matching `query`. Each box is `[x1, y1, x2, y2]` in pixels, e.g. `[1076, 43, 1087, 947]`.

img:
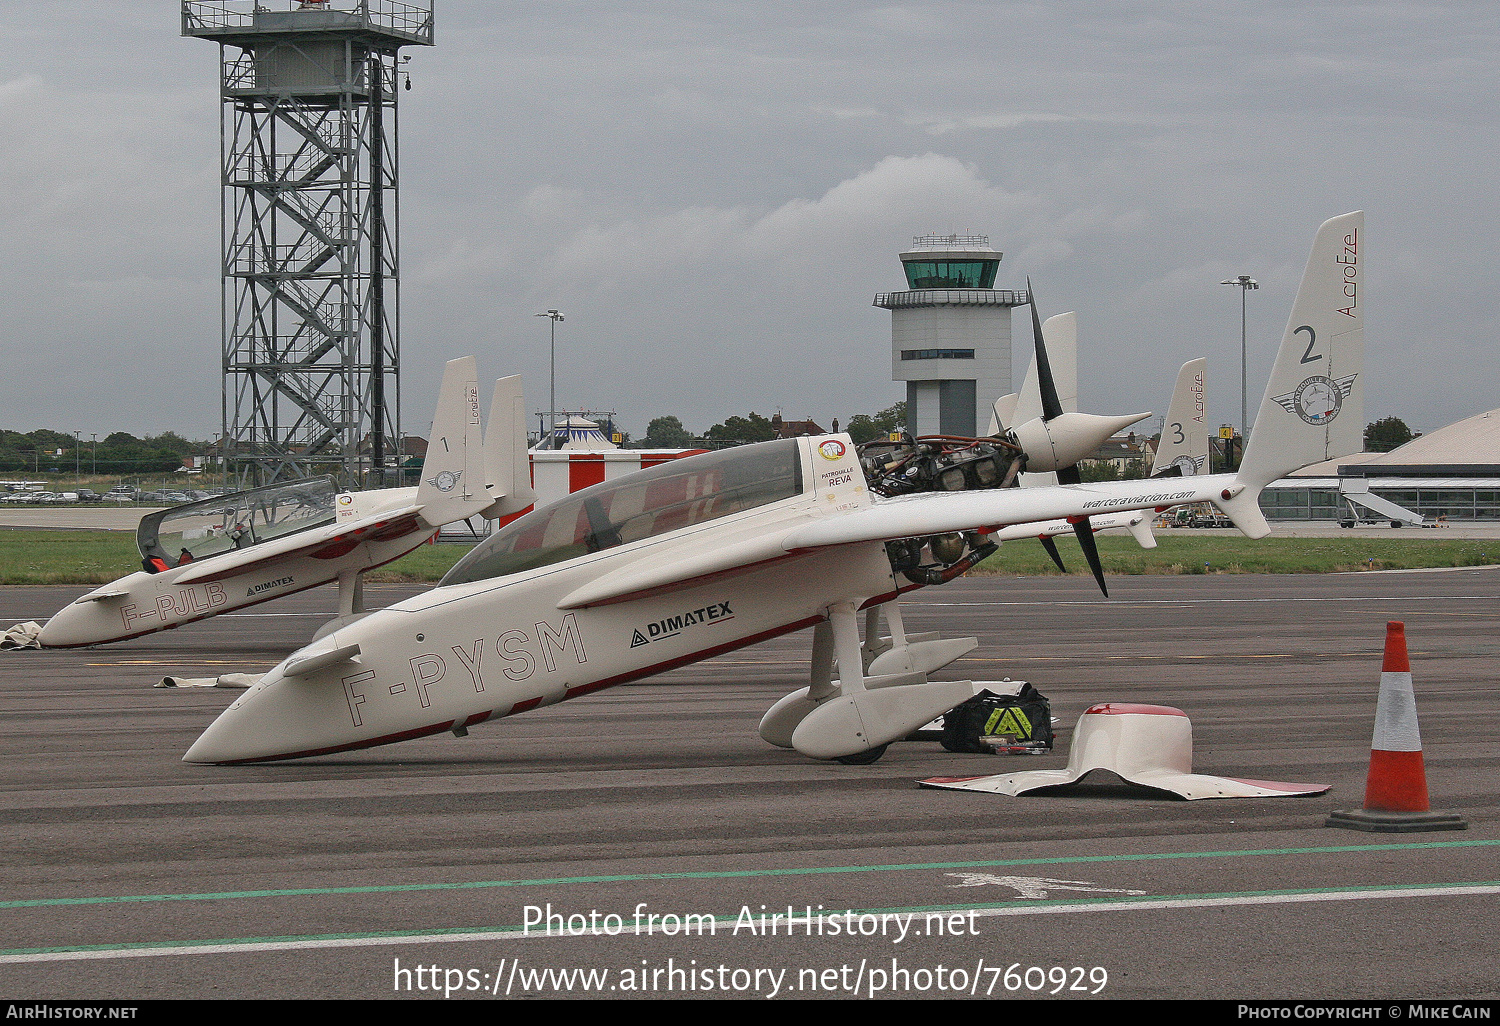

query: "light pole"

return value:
[1220, 274, 1258, 458]
[535, 309, 564, 443]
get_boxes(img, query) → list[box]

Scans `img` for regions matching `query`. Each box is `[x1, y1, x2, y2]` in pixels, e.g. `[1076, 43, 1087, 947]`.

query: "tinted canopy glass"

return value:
[137, 476, 338, 564]
[441, 439, 805, 587]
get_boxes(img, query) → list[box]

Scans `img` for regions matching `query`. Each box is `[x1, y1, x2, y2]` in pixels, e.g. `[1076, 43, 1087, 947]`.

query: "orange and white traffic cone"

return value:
[1327, 621, 1466, 832]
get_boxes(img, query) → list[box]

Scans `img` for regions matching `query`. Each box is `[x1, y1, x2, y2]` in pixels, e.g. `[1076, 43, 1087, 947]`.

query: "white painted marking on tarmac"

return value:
[969, 885, 1500, 918]
[5, 884, 1496, 963]
[946, 874, 1147, 898]
[1331, 564, 1500, 575]
[221, 612, 339, 618]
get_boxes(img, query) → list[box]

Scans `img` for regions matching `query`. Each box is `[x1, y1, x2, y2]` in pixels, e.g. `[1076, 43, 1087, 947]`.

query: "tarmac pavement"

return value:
[0, 572, 1495, 1000]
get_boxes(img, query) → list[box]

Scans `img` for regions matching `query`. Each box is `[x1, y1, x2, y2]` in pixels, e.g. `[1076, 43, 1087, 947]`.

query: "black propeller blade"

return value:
[1026, 277, 1065, 422]
[1028, 280, 1109, 596]
[1069, 517, 1109, 597]
[1038, 535, 1068, 574]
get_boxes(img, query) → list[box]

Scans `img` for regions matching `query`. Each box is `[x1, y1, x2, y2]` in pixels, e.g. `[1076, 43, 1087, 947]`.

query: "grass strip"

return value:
[0, 530, 1495, 586]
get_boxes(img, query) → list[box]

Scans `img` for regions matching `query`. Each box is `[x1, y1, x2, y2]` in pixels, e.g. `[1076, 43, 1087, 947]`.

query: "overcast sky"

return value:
[2, 1, 1496, 445]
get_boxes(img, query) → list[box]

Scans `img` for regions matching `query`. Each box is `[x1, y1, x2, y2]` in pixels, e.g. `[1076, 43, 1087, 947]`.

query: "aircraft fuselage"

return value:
[38, 532, 433, 648]
[184, 535, 898, 763]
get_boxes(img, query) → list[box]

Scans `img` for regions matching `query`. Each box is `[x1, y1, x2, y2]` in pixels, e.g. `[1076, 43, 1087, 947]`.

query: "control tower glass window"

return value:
[902, 260, 998, 290]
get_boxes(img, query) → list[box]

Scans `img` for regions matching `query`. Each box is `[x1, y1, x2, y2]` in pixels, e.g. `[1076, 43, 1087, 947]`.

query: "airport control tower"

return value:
[874, 235, 1027, 437]
[183, 1, 434, 485]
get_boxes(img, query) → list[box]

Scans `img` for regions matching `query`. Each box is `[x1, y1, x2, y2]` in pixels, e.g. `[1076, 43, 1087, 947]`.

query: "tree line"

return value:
[2, 413, 1420, 473]
[0, 429, 205, 475]
[635, 402, 908, 448]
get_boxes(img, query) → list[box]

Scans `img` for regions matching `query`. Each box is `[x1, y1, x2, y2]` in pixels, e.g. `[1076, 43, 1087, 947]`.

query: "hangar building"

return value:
[1261, 408, 1500, 523]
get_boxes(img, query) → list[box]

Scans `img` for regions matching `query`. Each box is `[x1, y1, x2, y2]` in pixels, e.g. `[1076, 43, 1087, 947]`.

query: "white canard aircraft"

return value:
[184, 212, 1364, 766]
[37, 358, 534, 648]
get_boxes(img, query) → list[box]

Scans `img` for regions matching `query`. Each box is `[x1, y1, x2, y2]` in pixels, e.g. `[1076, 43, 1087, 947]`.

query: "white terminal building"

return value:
[874, 235, 1029, 437]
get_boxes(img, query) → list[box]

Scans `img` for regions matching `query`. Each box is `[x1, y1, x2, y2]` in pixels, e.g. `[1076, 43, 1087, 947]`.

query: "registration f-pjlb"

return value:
[38, 359, 531, 648]
[186, 213, 1365, 766]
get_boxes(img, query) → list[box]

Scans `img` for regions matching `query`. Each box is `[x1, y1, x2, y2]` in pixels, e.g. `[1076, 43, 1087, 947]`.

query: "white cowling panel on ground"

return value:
[0, 621, 42, 650]
[920, 704, 1330, 800]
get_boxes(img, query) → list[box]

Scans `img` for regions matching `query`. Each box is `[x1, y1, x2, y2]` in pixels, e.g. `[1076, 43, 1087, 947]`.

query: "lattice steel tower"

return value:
[183, 1, 434, 484]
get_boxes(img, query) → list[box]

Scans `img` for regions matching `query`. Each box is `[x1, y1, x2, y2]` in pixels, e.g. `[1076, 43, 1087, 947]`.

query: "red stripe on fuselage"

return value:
[214, 718, 461, 765]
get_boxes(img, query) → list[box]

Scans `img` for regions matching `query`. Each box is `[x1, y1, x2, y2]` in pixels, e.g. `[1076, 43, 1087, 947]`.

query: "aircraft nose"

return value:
[183, 615, 420, 764]
[182, 670, 308, 764]
[36, 603, 96, 649]
[181, 659, 372, 764]
[182, 681, 268, 764]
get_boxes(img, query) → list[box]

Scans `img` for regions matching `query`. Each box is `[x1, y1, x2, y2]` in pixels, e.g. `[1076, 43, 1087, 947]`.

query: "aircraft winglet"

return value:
[1023, 312, 1078, 420]
[1006, 312, 1076, 483]
[479, 375, 535, 521]
[1124, 513, 1157, 549]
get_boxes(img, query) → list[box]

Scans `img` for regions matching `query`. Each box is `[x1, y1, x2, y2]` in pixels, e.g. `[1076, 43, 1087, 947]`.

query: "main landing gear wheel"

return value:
[835, 743, 889, 765]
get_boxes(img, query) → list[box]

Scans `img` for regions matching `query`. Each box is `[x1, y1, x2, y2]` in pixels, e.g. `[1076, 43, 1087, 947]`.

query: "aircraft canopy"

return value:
[138, 477, 339, 566]
[442, 439, 804, 586]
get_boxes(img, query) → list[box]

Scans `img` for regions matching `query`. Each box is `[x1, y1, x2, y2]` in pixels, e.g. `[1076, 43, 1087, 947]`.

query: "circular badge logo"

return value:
[818, 439, 847, 461]
[1292, 375, 1343, 425]
[337, 494, 353, 506]
[431, 470, 461, 493]
[1170, 455, 1198, 476]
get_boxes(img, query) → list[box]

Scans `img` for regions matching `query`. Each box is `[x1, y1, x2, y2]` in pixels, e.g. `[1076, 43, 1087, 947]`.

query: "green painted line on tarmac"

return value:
[2, 880, 1498, 963]
[2, 839, 1495, 910]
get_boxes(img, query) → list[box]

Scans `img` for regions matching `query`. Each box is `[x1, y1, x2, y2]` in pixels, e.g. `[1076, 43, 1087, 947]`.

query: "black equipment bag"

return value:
[940, 683, 1054, 754]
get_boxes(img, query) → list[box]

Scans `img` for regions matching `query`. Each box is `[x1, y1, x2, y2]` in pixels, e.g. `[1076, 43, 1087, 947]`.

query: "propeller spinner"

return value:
[1014, 281, 1149, 596]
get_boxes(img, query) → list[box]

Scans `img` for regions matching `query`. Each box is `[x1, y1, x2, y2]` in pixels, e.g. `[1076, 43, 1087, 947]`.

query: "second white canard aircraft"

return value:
[37, 359, 533, 648]
[185, 212, 1364, 766]
[985, 313, 1212, 579]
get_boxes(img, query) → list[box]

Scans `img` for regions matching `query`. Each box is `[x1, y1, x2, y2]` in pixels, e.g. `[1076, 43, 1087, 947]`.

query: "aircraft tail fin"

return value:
[1010, 312, 1078, 429]
[1215, 212, 1365, 538]
[1010, 312, 1077, 486]
[1152, 358, 1208, 478]
[415, 357, 492, 527]
[480, 375, 535, 520]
